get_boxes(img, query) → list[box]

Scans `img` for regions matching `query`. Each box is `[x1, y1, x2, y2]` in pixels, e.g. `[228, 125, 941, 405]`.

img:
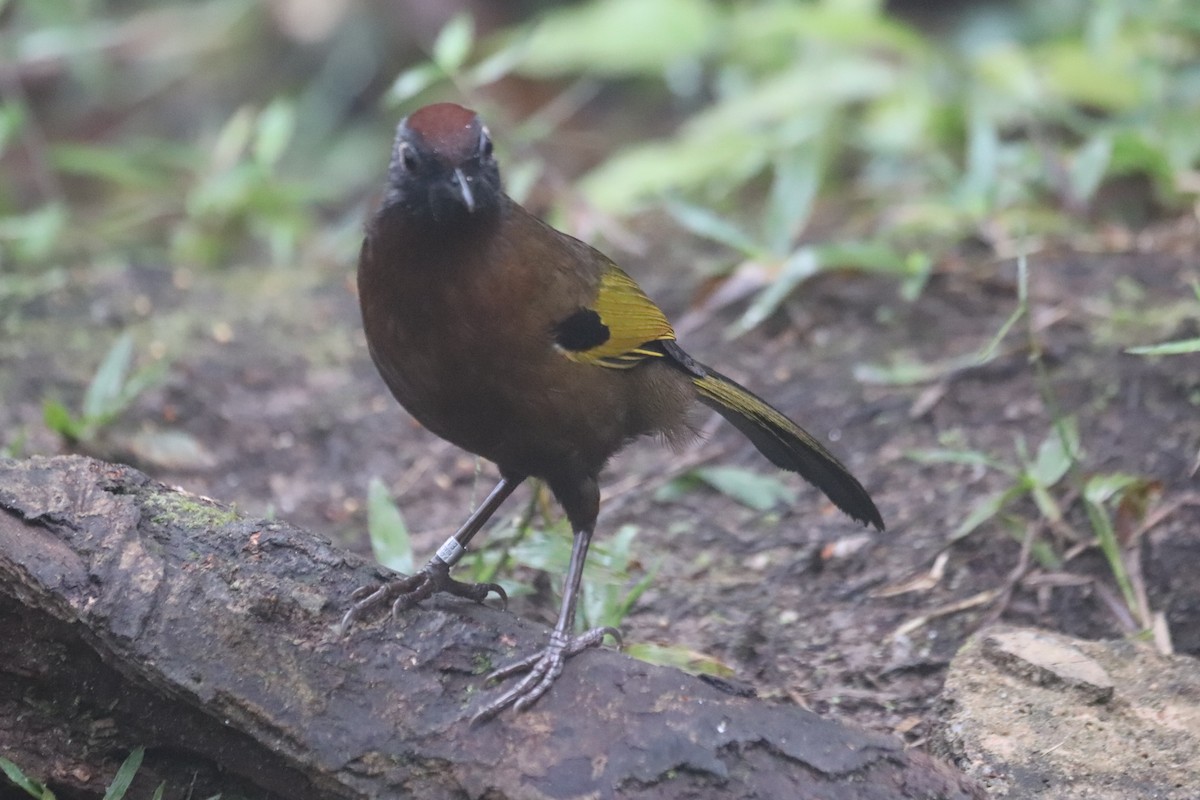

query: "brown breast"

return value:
[358, 197, 690, 482]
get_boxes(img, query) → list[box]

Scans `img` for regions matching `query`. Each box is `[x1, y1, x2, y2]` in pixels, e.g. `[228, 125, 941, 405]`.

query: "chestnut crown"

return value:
[383, 103, 502, 222]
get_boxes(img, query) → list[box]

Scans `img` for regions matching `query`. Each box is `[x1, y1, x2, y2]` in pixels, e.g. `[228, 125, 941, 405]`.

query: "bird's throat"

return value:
[375, 198, 499, 261]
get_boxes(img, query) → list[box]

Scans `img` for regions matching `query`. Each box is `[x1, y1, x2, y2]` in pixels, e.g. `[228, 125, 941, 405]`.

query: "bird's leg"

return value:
[338, 476, 522, 634]
[472, 524, 620, 723]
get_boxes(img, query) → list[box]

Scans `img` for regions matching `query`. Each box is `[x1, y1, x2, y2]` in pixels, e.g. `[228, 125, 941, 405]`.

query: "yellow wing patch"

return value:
[558, 266, 675, 369]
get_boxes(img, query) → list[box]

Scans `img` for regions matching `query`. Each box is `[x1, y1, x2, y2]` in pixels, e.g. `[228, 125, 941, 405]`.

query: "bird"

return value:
[343, 102, 884, 722]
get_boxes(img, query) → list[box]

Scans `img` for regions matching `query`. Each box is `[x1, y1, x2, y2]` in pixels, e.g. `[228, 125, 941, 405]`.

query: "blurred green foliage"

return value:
[658, 464, 798, 512]
[502, 0, 1199, 323]
[1127, 281, 1200, 354]
[366, 475, 414, 574]
[902, 257, 1165, 636]
[2, 747, 162, 800]
[0, 0, 392, 273]
[530, 0, 1200, 216]
[3, 0, 1192, 688]
[2, 0, 1196, 299]
[42, 331, 167, 444]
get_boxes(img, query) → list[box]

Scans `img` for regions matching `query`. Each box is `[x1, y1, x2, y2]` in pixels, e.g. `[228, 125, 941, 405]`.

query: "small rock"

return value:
[981, 628, 1114, 703]
[932, 624, 1200, 799]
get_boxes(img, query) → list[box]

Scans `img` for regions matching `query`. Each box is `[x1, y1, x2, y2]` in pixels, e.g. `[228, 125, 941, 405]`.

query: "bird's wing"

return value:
[553, 265, 676, 369]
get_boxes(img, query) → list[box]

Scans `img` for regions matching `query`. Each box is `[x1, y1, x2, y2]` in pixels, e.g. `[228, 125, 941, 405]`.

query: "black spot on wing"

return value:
[554, 308, 610, 352]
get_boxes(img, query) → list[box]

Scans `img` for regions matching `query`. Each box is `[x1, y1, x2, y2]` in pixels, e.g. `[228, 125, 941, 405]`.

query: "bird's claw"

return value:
[471, 625, 620, 724]
[337, 557, 506, 634]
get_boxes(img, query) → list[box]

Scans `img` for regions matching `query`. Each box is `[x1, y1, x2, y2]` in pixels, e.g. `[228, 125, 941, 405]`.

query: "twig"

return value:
[1129, 492, 1200, 541]
[891, 588, 1003, 639]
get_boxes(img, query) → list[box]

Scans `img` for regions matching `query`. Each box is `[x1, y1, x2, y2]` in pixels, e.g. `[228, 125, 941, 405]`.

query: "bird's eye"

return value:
[399, 142, 418, 171]
[479, 127, 493, 158]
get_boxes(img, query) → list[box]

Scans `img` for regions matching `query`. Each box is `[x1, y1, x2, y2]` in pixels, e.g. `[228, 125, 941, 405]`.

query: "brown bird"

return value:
[344, 102, 884, 722]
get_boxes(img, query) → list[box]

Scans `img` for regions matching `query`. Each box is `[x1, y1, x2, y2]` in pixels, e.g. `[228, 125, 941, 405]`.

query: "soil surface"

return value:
[2, 210, 1198, 746]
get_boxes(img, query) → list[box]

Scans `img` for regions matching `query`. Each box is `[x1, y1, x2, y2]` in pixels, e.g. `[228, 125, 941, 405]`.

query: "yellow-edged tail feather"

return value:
[692, 367, 884, 531]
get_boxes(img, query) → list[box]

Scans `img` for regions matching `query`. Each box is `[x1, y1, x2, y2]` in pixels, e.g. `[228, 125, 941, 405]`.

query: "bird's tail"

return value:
[691, 368, 884, 531]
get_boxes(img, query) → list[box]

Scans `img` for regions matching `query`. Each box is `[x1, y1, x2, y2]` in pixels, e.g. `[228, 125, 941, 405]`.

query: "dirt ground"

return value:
[3, 211, 1198, 746]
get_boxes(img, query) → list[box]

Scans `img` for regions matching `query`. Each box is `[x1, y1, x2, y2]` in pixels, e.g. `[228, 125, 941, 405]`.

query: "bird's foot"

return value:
[472, 625, 620, 723]
[337, 556, 506, 634]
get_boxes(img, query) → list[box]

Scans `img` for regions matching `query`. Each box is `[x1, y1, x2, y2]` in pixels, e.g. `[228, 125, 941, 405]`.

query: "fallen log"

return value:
[0, 455, 983, 799]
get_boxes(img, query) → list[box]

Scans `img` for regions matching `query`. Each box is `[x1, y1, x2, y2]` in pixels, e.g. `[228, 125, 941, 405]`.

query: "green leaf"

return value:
[50, 143, 166, 188]
[0, 101, 25, 156]
[1109, 129, 1175, 185]
[854, 354, 967, 386]
[1028, 481, 1064, 525]
[957, 102, 1000, 210]
[728, 2, 926, 57]
[366, 478, 413, 574]
[1038, 40, 1143, 111]
[82, 333, 135, 423]
[731, 247, 819, 335]
[690, 465, 797, 512]
[1127, 338, 1200, 355]
[609, 566, 656, 627]
[1084, 472, 1144, 507]
[1068, 134, 1113, 205]
[763, 148, 821, 256]
[211, 107, 255, 168]
[102, 747, 143, 800]
[595, 523, 639, 573]
[623, 642, 734, 677]
[811, 241, 913, 275]
[905, 447, 1014, 475]
[389, 63, 443, 104]
[971, 43, 1042, 107]
[120, 359, 169, 410]
[950, 486, 1021, 541]
[907, 252, 936, 301]
[1082, 494, 1139, 616]
[685, 58, 895, 139]
[653, 479, 692, 505]
[0, 267, 67, 303]
[432, 13, 474, 73]
[0, 203, 68, 262]
[665, 199, 761, 256]
[581, 525, 656, 629]
[253, 100, 295, 168]
[516, 0, 719, 77]
[580, 127, 767, 213]
[1, 756, 55, 799]
[507, 524, 637, 600]
[467, 38, 528, 87]
[1027, 420, 1078, 487]
[1029, 537, 1061, 570]
[43, 399, 82, 441]
[508, 526, 572, 574]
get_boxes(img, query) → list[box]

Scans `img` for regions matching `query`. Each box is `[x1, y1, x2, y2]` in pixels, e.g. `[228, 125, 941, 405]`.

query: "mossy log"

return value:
[0, 455, 983, 800]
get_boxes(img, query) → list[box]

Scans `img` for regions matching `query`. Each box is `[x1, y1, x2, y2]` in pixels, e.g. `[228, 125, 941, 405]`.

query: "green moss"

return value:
[144, 491, 239, 530]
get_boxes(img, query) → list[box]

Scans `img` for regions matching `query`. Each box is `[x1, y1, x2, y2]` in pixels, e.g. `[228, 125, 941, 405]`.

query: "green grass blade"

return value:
[1, 757, 55, 799]
[102, 747, 143, 800]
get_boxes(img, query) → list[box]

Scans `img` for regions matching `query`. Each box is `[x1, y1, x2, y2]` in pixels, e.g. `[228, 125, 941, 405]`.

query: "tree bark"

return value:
[0, 455, 983, 800]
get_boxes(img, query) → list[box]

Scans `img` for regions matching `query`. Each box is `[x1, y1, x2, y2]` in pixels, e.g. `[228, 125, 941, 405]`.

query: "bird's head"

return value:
[384, 103, 502, 222]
